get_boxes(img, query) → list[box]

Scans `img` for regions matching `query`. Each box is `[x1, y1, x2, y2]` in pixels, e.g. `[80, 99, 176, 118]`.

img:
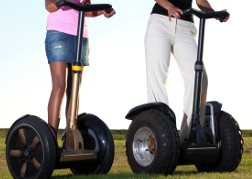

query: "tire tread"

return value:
[126, 109, 179, 174]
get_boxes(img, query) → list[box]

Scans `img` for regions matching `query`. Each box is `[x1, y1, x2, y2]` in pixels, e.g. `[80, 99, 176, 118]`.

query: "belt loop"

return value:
[174, 18, 177, 33]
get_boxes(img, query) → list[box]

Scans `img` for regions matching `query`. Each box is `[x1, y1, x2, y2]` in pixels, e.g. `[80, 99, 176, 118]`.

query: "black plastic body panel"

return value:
[56, 113, 110, 169]
[178, 101, 222, 165]
[205, 101, 222, 116]
[178, 146, 219, 165]
[77, 113, 109, 164]
[205, 101, 222, 142]
[125, 102, 176, 124]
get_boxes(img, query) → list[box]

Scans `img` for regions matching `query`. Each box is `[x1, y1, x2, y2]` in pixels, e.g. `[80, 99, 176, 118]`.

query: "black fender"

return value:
[77, 113, 111, 165]
[5, 114, 57, 146]
[125, 102, 176, 124]
[205, 101, 222, 117]
[205, 101, 222, 141]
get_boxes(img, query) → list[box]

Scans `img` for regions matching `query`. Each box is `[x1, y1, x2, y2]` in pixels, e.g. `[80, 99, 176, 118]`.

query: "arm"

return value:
[196, 0, 215, 12]
[45, 0, 59, 13]
[196, 0, 230, 22]
[155, 0, 183, 21]
[84, 0, 116, 18]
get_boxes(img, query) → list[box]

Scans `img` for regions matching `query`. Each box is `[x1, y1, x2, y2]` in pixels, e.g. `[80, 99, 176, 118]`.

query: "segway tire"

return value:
[6, 115, 56, 179]
[126, 109, 179, 174]
[195, 111, 243, 172]
[70, 114, 114, 175]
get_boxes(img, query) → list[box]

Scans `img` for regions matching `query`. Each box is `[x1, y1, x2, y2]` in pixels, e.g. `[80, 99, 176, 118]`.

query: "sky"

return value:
[0, 0, 251, 130]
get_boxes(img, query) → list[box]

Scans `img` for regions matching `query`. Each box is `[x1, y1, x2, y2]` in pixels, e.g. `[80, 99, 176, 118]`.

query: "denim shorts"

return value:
[45, 30, 89, 66]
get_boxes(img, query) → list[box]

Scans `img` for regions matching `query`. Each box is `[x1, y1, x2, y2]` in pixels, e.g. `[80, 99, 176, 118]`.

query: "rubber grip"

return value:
[56, 1, 65, 8]
[219, 14, 228, 22]
[104, 8, 113, 14]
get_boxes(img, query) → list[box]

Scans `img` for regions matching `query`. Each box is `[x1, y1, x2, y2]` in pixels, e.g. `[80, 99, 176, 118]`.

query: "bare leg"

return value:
[48, 62, 68, 138]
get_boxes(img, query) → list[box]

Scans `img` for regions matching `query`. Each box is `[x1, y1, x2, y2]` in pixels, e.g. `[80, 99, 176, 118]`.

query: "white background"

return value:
[0, 0, 251, 130]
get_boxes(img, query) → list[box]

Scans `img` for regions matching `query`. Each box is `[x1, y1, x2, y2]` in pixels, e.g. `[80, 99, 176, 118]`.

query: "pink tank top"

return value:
[46, 0, 88, 37]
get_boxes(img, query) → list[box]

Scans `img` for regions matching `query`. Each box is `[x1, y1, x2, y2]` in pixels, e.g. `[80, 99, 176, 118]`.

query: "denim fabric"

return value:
[45, 30, 89, 66]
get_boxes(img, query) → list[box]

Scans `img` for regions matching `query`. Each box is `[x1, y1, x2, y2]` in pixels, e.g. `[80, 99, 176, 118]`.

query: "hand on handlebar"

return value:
[45, 0, 59, 13]
[103, 9, 116, 18]
[167, 4, 183, 21]
[216, 9, 230, 22]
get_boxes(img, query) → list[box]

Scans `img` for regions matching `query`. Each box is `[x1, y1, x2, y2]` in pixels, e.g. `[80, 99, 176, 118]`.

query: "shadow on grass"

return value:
[174, 171, 198, 174]
[50, 171, 200, 179]
[51, 174, 73, 179]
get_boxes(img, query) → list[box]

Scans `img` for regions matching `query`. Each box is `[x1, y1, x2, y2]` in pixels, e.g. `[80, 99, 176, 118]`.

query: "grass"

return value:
[0, 129, 251, 178]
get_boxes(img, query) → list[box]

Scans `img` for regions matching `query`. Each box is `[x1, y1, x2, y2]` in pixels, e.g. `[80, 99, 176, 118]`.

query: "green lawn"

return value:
[0, 129, 251, 178]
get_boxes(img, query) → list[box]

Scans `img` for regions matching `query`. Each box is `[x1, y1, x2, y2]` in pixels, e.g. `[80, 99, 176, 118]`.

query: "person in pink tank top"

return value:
[44, 0, 116, 139]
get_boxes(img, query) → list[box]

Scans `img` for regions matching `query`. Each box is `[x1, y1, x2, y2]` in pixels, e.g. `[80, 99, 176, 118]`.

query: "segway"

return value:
[5, 1, 115, 178]
[125, 9, 243, 174]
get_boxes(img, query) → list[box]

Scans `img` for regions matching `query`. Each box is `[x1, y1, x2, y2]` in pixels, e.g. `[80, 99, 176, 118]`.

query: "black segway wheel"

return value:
[70, 113, 115, 175]
[195, 111, 243, 172]
[6, 115, 57, 179]
[126, 109, 179, 174]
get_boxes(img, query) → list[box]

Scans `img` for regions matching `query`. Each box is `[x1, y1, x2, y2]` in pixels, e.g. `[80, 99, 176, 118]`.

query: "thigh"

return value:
[49, 62, 68, 88]
[173, 21, 208, 87]
[145, 14, 174, 75]
[173, 22, 198, 80]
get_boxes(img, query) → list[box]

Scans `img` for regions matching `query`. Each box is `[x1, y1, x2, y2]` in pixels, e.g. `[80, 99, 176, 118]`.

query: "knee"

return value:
[52, 78, 66, 94]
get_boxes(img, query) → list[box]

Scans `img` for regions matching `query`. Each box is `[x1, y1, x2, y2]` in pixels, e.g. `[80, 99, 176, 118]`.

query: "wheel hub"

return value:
[24, 150, 29, 157]
[148, 138, 156, 155]
[133, 127, 157, 167]
[8, 128, 42, 178]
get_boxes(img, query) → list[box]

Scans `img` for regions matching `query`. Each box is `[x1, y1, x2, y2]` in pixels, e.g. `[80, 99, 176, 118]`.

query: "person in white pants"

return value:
[145, 0, 230, 143]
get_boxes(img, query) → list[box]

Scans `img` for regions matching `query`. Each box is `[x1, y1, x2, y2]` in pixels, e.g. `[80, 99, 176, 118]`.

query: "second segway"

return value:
[125, 8, 243, 174]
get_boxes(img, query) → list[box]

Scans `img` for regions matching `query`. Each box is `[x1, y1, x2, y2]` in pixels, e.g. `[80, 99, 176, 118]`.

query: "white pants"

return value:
[145, 14, 208, 142]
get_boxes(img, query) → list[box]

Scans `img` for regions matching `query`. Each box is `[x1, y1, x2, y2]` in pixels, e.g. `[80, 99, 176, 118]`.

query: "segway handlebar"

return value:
[181, 8, 229, 22]
[56, 0, 112, 12]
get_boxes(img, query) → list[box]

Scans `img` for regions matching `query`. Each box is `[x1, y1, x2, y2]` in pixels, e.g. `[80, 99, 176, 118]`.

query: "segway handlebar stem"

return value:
[54, 0, 113, 151]
[180, 8, 228, 145]
[55, 0, 113, 67]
